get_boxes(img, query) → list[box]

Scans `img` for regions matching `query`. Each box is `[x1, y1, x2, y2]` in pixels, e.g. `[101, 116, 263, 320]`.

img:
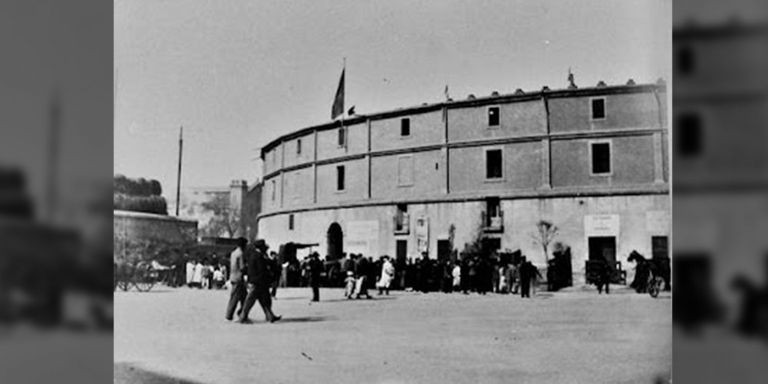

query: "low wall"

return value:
[113, 210, 198, 260]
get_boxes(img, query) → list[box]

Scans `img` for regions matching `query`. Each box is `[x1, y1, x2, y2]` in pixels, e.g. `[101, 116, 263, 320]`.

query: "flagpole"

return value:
[176, 125, 183, 216]
[342, 58, 346, 150]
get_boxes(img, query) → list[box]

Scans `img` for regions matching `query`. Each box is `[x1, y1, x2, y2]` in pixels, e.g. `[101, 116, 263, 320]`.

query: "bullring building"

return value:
[258, 79, 670, 283]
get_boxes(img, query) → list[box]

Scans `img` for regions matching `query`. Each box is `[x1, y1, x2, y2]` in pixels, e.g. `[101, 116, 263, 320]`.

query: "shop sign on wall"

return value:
[584, 214, 620, 237]
[415, 216, 429, 254]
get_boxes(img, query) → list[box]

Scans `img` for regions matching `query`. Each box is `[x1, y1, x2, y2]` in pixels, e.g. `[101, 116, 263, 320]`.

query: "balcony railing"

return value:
[481, 210, 504, 233]
[393, 213, 410, 234]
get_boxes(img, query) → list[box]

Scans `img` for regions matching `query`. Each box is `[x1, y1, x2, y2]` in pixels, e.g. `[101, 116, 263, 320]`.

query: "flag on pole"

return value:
[331, 68, 345, 120]
[444, 84, 450, 100]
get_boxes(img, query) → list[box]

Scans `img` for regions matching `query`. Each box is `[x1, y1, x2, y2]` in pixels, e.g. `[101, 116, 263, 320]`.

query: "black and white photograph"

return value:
[114, 1, 672, 383]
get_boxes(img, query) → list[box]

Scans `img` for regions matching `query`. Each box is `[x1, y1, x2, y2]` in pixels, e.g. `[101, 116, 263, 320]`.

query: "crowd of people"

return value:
[159, 241, 557, 325]
[171, 247, 550, 299]
[392, 252, 544, 298]
[183, 256, 228, 290]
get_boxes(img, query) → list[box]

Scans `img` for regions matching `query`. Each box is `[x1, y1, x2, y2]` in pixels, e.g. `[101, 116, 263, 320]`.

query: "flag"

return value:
[444, 84, 450, 100]
[331, 69, 345, 120]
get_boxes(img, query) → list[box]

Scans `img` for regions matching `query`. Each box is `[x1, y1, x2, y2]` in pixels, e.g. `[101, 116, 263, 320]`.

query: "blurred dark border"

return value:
[673, 0, 768, 383]
[0, 1, 113, 383]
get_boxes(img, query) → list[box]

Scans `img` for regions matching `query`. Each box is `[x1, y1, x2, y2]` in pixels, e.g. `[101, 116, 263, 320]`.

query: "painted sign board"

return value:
[415, 216, 429, 254]
[584, 214, 620, 237]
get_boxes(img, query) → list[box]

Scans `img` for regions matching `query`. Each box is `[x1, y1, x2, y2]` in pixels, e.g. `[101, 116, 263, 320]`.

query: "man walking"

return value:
[268, 251, 281, 299]
[239, 239, 281, 323]
[596, 259, 612, 294]
[354, 254, 372, 299]
[307, 252, 323, 302]
[225, 238, 247, 321]
[519, 256, 531, 298]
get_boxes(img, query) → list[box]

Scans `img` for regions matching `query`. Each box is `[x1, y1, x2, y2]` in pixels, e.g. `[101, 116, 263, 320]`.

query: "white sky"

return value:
[115, 0, 671, 199]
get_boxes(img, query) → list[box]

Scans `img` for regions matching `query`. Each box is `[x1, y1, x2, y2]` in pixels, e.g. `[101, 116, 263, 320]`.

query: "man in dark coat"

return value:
[519, 257, 531, 298]
[596, 259, 612, 294]
[239, 239, 281, 323]
[419, 254, 432, 293]
[477, 256, 492, 295]
[460, 256, 471, 294]
[307, 252, 323, 302]
[268, 251, 281, 299]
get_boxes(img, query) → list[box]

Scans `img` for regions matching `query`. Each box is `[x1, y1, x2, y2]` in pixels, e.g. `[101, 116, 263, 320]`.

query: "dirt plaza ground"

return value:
[115, 286, 671, 384]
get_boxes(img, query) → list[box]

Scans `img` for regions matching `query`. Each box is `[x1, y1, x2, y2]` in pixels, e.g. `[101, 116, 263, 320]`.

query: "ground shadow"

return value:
[277, 315, 332, 323]
[274, 295, 313, 301]
[321, 296, 398, 303]
[115, 362, 205, 384]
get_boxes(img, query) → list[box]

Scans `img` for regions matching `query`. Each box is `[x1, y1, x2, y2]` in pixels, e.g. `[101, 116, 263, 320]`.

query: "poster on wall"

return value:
[346, 220, 379, 256]
[584, 214, 620, 237]
[415, 216, 429, 255]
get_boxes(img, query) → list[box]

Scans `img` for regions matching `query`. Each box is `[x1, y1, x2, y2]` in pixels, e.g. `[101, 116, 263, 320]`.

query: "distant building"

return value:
[176, 180, 262, 240]
[257, 80, 670, 283]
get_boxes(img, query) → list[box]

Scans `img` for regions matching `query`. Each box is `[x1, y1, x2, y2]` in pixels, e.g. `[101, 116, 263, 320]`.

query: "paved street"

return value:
[115, 286, 671, 384]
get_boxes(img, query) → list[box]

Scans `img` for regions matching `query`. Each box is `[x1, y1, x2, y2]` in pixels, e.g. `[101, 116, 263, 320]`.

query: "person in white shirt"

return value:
[192, 260, 203, 288]
[185, 258, 195, 288]
[452, 263, 461, 291]
[213, 267, 224, 289]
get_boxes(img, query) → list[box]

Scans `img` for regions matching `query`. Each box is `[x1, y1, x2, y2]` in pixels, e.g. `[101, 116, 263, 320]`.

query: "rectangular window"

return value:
[395, 204, 409, 233]
[591, 98, 606, 120]
[336, 165, 345, 191]
[486, 197, 500, 218]
[397, 155, 414, 186]
[677, 46, 694, 75]
[271, 180, 276, 201]
[338, 127, 346, 147]
[488, 107, 500, 127]
[289, 214, 294, 230]
[297, 139, 302, 154]
[676, 114, 702, 157]
[401, 118, 410, 136]
[485, 149, 502, 179]
[652, 236, 668, 260]
[591, 142, 611, 175]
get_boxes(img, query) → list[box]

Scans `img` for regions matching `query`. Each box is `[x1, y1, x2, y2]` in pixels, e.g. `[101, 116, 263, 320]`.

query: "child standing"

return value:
[344, 271, 356, 299]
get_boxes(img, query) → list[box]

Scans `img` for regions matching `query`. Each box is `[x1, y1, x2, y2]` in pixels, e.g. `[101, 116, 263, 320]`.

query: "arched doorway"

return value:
[327, 222, 343, 261]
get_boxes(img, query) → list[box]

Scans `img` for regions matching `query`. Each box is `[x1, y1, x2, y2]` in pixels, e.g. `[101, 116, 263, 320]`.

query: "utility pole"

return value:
[176, 126, 183, 216]
[47, 88, 60, 222]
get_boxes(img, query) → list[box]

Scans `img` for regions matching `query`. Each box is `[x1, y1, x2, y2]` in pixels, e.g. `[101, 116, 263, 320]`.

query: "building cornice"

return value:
[260, 82, 666, 157]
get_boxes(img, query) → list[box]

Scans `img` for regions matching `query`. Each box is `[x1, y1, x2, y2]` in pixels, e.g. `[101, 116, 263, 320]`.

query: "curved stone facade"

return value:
[258, 82, 670, 283]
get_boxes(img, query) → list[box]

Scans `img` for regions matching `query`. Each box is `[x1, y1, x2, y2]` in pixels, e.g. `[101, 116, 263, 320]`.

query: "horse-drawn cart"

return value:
[114, 260, 169, 292]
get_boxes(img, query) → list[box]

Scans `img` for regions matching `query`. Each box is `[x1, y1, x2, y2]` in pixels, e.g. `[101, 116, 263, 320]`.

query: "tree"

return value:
[531, 220, 558, 263]
[200, 193, 241, 238]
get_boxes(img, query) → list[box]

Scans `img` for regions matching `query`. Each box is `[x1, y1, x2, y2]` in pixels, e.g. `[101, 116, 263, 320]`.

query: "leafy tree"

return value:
[200, 193, 240, 238]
